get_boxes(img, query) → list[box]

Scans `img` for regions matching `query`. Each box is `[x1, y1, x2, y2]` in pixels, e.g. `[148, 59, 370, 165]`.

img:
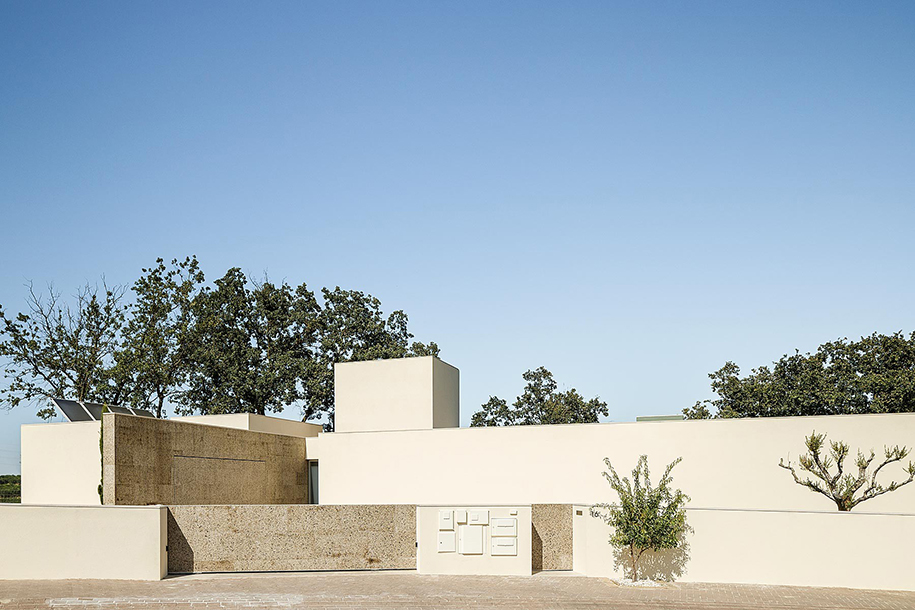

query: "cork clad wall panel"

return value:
[103, 413, 306, 506]
[532, 504, 573, 571]
[167, 504, 417, 573]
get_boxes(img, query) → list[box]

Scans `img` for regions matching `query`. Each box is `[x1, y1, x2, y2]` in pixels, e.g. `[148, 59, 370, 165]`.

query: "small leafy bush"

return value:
[591, 455, 689, 581]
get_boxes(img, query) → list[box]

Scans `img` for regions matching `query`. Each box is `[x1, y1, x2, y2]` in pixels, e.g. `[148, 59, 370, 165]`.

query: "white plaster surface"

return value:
[0, 504, 166, 580]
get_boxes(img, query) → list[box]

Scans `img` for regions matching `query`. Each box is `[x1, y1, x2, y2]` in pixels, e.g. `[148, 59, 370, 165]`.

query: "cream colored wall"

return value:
[417, 505, 531, 576]
[172, 413, 321, 438]
[572, 506, 915, 591]
[21, 421, 101, 506]
[334, 356, 459, 433]
[318, 413, 915, 513]
[0, 504, 166, 580]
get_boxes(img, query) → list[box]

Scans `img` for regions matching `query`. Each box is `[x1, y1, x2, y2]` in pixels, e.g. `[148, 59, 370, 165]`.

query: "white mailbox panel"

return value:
[491, 537, 518, 556]
[491, 517, 517, 537]
[458, 524, 484, 555]
[438, 531, 456, 553]
[438, 510, 454, 531]
[467, 510, 489, 525]
[455, 510, 467, 524]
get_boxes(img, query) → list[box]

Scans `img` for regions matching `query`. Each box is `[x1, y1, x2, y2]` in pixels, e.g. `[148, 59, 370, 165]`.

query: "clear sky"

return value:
[1, 2, 914, 473]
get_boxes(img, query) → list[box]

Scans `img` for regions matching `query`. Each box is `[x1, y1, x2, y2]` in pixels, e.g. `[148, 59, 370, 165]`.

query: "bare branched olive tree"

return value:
[779, 431, 915, 511]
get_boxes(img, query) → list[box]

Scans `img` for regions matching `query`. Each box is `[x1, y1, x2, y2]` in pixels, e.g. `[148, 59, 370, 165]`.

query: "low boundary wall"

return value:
[167, 504, 416, 573]
[573, 506, 915, 591]
[0, 504, 166, 580]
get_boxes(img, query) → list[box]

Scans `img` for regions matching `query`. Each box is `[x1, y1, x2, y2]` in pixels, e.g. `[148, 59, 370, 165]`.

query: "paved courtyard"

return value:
[0, 571, 912, 610]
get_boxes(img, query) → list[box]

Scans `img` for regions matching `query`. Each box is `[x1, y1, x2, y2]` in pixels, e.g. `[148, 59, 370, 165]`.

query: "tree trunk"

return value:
[630, 544, 638, 580]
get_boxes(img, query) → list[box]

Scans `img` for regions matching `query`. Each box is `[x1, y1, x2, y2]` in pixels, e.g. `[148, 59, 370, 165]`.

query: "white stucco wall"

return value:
[317, 413, 915, 513]
[417, 505, 532, 575]
[573, 505, 915, 591]
[334, 356, 460, 433]
[0, 504, 166, 580]
[21, 420, 102, 506]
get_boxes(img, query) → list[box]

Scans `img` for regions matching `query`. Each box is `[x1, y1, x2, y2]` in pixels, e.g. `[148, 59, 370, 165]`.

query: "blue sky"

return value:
[1, 1, 914, 473]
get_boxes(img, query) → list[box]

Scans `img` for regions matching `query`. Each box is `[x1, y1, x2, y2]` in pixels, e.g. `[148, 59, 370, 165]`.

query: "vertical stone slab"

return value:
[532, 504, 573, 571]
[167, 504, 417, 573]
[106, 413, 306, 506]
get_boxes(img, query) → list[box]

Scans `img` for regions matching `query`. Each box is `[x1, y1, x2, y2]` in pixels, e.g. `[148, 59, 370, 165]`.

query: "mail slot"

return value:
[491, 517, 517, 537]
[491, 537, 518, 556]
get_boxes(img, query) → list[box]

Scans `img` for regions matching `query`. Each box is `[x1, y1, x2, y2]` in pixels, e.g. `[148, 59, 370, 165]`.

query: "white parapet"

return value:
[0, 504, 167, 580]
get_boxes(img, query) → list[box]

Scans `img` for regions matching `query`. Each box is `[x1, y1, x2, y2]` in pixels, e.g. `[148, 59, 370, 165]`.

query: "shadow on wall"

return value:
[166, 510, 194, 574]
[612, 530, 691, 581]
[532, 523, 543, 571]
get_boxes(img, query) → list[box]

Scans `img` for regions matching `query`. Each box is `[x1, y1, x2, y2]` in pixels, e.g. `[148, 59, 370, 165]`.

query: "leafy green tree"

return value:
[685, 332, 915, 419]
[779, 431, 915, 511]
[104, 257, 205, 417]
[305, 287, 439, 430]
[0, 282, 127, 419]
[1, 260, 438, 427]
[0, 474, 21, 503]
[470, 367, 608, 427]
[590, 455, 689, 581]
[176, 268, 319, 417]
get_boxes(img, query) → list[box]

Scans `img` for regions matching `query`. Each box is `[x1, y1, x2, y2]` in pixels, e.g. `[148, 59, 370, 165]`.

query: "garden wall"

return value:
[167, 504, 416, 573]
[572, 506, 915, 591]
[104, 413, 306, 505]
[0, 504, 166, 580]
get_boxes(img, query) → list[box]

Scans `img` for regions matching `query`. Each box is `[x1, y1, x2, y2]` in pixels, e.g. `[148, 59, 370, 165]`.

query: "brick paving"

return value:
[0, 571, 912, 610]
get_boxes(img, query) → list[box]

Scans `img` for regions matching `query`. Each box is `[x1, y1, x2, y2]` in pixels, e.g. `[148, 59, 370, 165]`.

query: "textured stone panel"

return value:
[532, 504, 573, 571]
[103, 413, 306, 506]
[167, 504, 416, 573]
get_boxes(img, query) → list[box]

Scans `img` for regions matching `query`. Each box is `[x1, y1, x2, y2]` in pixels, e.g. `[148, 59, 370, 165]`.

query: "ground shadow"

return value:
[611, 529, 691, 581]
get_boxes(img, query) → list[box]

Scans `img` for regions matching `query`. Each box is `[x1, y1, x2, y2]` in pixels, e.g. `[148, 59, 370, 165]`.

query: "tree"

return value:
[305, 287, 439, 430]
[107, 257, 205, 417]
[685, 332, 915, 419]
[590, 455, 689, 581]
[176, 268, 318, 417]
[778, 431, 915, 511]
[1, 260, 439, 427]
[470, 367, 608, 427]
[0, 281, 127, 419]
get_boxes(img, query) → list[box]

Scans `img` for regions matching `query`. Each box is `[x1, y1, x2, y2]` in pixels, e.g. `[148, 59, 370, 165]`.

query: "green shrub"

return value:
[591, 455, 689, 581]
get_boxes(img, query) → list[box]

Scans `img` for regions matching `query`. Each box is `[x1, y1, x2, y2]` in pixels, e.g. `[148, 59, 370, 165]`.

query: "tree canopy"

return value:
[685, 332, 915, 419]
[0, 257, 438, 430]
[470, 366, 608, 427]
